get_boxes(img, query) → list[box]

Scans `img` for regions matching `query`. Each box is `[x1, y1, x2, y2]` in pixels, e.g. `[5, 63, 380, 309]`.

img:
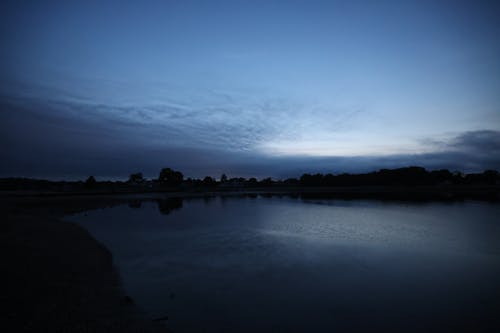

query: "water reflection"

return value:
[69, 196, 500, 332]
[156, 198, 183, 215]
[128, 200, 142, 209]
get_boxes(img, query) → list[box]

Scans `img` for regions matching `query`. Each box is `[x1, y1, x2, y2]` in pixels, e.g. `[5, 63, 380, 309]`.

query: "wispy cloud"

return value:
[1, 93, 499, 179]
[1, 82, 371, 156]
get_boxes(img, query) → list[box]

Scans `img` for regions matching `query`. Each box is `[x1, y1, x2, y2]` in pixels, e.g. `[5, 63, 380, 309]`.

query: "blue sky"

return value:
[1, 0, 499, 179]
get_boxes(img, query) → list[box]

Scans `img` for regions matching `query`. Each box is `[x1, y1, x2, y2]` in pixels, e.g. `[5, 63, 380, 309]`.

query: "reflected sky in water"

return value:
[67, 197, 500, 332]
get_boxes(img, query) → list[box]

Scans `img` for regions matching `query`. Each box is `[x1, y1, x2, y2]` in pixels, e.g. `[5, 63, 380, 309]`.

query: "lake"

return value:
[66, 196, 500, 332]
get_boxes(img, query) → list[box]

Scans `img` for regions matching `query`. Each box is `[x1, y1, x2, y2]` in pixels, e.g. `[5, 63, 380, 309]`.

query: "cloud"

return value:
[1, 95, 499, 179]
[0, 88, 364, 153]
[448, 130, 500, 154]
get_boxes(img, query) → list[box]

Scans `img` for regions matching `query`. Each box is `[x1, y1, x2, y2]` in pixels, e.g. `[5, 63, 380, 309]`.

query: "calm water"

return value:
[66, 196, 500, 332]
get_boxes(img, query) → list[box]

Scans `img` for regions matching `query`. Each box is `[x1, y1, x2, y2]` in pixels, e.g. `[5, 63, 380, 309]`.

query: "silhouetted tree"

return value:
[220, 174, 228, 183]
[247, 178, 258, 187]
[2, 166, 498, 196]
[300, 174, 314, 186]
[158, 168, 183, 186]
[297, 167, 457, 187]
[429, 169, 453, 184]
[464, 170, 500, 185]
[85, 176, 96, 188]
[202, 176, 216, 187]
[284, 178, 299, 186]
[452, 171, 464, 184]
[483, 170, 499, 184]
[128, 172, 144, 183]
[184, 177, 202, 187]
[260, 177, 273, 186]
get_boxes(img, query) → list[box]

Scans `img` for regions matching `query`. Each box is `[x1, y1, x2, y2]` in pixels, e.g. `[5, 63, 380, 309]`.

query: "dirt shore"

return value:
[2, 194, 169, 333]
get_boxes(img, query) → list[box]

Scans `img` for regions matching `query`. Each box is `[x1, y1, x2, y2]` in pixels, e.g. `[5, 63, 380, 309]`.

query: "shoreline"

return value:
[2, 188, 499, 332]
[2, 197, 168, 333]
[2, 184, 499, 204]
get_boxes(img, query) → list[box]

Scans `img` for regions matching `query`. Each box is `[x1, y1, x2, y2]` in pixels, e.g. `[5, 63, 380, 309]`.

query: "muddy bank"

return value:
[1, 196, 168, 333]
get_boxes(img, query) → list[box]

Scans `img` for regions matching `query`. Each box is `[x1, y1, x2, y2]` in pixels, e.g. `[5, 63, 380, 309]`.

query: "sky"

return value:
[1, 0, 499, 179]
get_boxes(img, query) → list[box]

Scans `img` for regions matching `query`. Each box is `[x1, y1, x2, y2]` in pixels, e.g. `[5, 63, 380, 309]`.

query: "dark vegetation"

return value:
[1, 166, 499, 193]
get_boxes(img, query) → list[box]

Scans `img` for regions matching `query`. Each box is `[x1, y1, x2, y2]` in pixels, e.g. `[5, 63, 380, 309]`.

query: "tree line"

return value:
[128, 166, 499, 187]
[1, 166, 498, 192]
